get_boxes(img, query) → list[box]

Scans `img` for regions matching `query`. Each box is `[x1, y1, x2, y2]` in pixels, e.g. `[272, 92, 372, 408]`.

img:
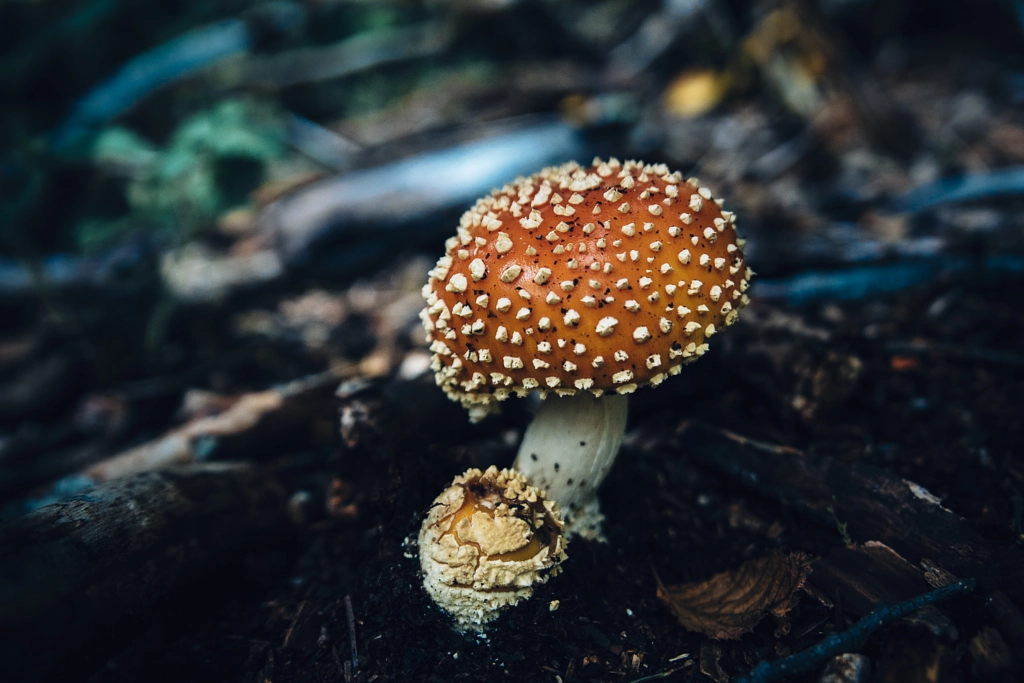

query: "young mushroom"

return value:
[419, 466, 567, 630]
[420, 159, 751, 532]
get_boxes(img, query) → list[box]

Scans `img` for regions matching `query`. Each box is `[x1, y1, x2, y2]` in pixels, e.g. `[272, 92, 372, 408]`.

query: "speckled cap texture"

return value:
[420, 158, 751, 419]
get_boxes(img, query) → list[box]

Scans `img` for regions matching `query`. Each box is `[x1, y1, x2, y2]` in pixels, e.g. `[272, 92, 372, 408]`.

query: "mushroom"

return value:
[419, 466, 568, 630]
[420, 159, 751, 532]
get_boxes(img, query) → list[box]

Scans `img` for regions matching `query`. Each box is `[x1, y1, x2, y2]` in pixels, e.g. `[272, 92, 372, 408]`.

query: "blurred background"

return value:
[4, 0, 1024, 426]
[4, 2, 1024, 680]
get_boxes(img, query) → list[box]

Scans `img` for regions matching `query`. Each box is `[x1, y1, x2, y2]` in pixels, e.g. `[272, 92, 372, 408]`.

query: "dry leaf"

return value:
[657, 551, 812, 640]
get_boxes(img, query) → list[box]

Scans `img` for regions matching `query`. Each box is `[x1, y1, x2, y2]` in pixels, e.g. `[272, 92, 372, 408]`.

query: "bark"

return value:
[0, 462, 292, 682]
[681, 422, 1024, 603]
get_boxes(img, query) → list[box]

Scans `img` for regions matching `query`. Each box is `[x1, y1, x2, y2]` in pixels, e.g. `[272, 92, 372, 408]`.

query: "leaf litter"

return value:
[657, 551, 813, 640]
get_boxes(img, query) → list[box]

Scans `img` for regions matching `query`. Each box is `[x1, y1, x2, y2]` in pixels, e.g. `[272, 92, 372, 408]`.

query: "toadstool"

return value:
[420, 158, 751, 531]
[419, 466, 568, 630]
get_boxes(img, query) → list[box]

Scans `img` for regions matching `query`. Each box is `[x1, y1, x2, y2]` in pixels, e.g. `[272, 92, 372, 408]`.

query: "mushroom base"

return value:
[421, 577, 537, 632]
[512, 392, 628, 533]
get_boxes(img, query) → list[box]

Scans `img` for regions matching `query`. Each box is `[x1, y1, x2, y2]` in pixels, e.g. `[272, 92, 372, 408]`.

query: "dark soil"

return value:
[87, 268, 1024, 683]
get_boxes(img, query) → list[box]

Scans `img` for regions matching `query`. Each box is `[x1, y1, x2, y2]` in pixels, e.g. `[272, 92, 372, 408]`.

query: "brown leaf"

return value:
[657, 551, 812, 640]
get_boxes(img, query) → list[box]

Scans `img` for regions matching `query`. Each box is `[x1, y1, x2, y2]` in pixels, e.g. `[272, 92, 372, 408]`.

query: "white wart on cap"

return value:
[420, 158, 750, 421]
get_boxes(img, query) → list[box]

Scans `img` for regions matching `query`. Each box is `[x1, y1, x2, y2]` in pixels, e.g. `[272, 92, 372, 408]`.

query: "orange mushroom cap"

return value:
[421, 158, 751, 417]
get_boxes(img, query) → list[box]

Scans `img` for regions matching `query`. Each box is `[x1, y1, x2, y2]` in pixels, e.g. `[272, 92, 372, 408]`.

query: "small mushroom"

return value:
[419, 466, 567, 630]
[421, 159, 751, 533]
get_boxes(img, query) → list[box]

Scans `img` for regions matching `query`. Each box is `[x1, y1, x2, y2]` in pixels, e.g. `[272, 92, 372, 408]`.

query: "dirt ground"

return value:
[84, 267, 1024, 683]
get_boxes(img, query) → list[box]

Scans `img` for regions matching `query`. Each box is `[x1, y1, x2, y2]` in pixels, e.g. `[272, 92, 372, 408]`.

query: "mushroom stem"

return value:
[512, 392, 628, 529]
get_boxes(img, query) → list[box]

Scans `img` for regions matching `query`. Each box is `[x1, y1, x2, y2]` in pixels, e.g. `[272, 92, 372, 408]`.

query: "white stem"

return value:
[511, 393, 628, 518]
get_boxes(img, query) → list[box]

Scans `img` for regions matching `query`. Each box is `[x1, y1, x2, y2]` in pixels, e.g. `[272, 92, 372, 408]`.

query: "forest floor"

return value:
[4, 2, 1024, 681]
[83, 268, 1024, 683]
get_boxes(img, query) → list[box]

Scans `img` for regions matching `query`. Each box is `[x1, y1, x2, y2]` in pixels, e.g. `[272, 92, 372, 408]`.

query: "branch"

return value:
[736, 579, 977, 683]
[84, 368, 344, 482]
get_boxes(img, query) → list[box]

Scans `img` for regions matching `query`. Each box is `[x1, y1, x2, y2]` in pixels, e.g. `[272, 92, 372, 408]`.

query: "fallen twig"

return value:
[4, 367, 345, 518]
[754, 258, 965, 305]
[346, 594, 359, 671]
[84, 367, 345, 482]
[50, 19, 254, 150]
[224, 22, 453, 88]
[754, 254, 1024, 304]
[258, 117, 588, 264]
[736, 579, 977, 683]
[895, 167, 1024, 213]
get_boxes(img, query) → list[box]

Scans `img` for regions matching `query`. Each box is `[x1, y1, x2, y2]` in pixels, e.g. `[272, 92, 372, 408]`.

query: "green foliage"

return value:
[76, 98, 287, 250]
[132, 98, 285, 226]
